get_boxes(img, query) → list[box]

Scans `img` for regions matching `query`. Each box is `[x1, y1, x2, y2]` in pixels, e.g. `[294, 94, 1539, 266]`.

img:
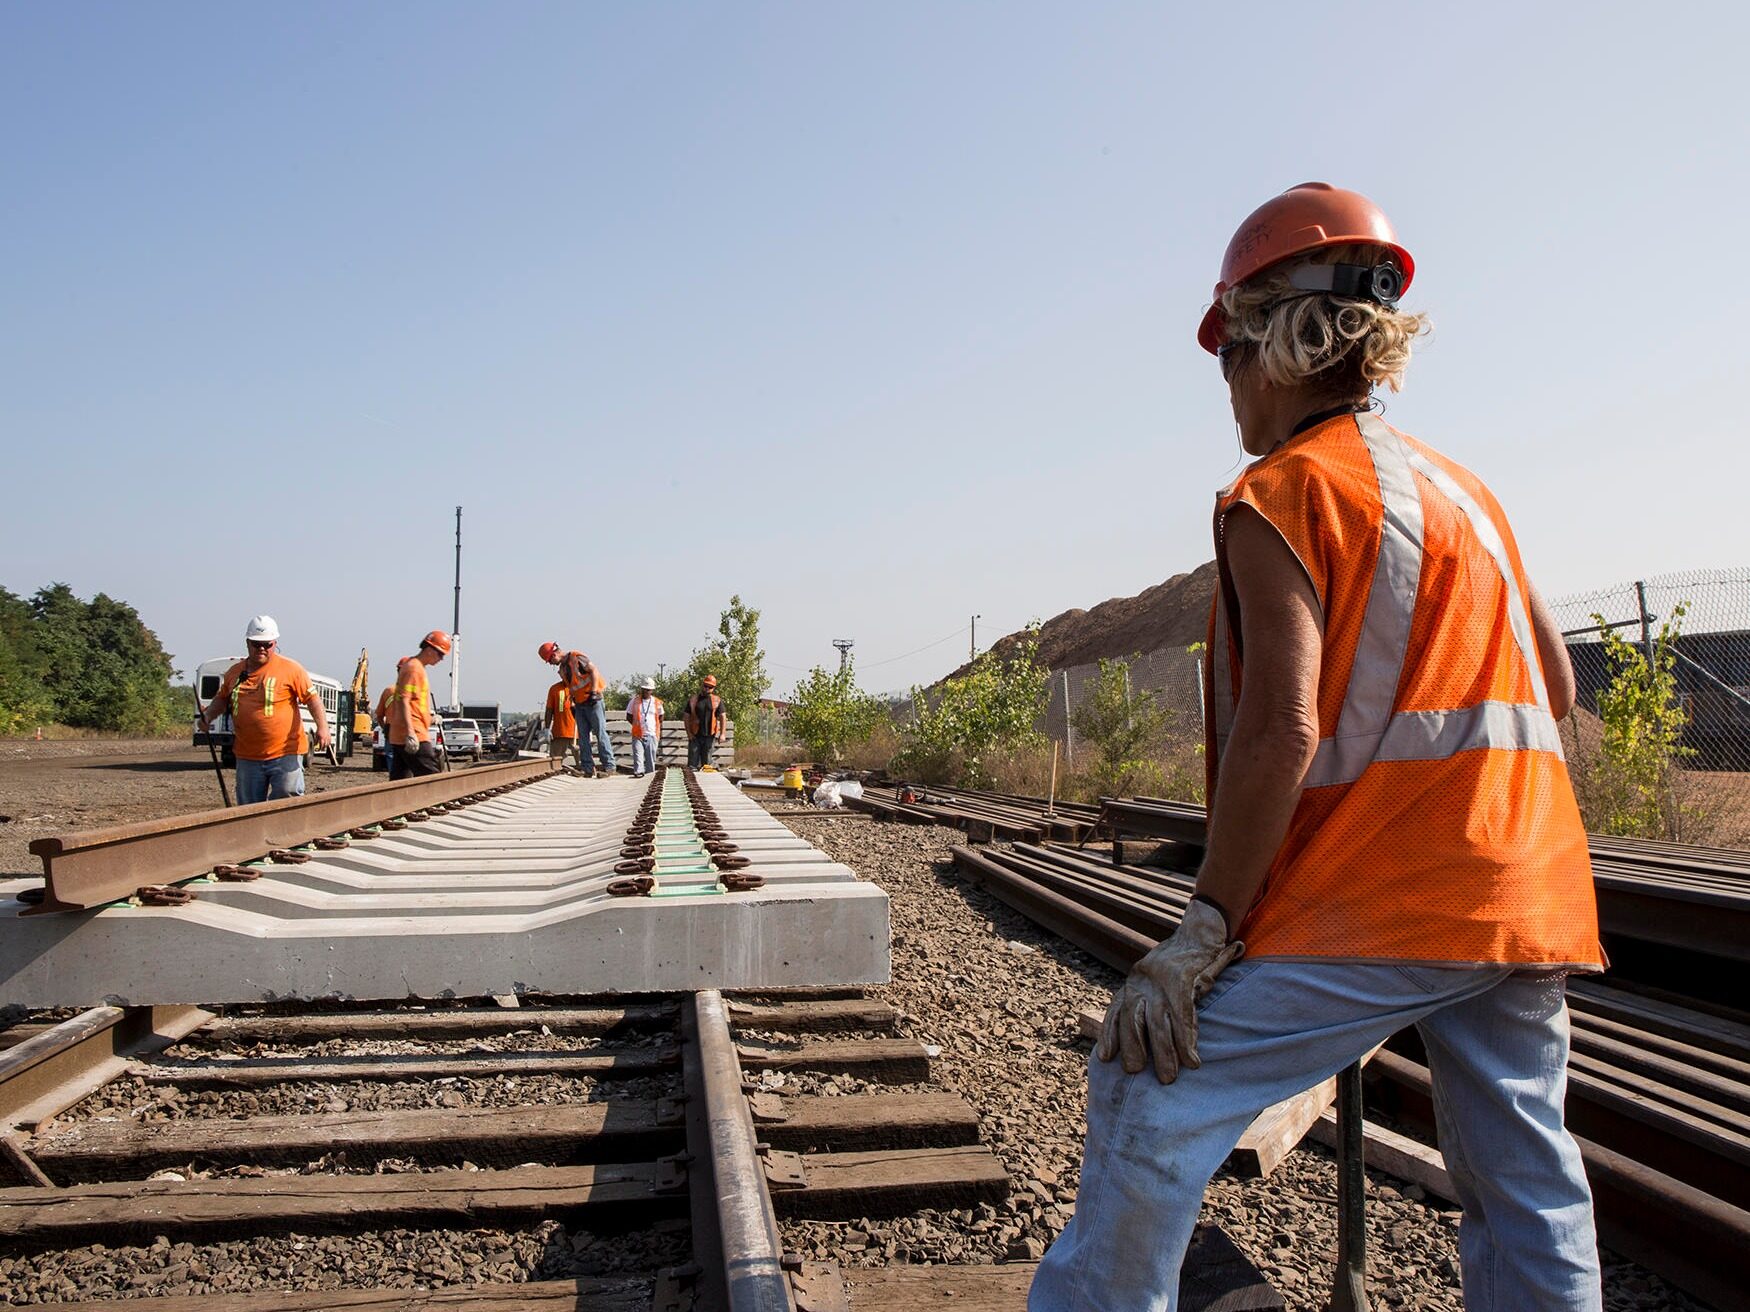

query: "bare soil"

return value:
[0, 739, 384, 883]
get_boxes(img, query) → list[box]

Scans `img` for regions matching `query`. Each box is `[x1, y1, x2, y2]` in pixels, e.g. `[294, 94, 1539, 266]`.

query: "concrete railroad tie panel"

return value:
[0, 772, 889, 1007]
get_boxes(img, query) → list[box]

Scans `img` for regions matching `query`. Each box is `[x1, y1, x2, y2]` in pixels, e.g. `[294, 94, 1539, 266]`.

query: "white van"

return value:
[193, 656, 346, 768]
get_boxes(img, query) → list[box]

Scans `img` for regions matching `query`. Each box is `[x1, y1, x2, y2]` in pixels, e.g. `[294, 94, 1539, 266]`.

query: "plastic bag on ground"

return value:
[813, 781, 843, 809]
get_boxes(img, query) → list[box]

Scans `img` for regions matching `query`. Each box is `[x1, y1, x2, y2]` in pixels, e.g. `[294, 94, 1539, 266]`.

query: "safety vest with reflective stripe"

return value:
[628, 694, 663, 739]
[1204, 412, 1602, 968]
[391, 656, 434, 744]
[561, 652, 602, 705]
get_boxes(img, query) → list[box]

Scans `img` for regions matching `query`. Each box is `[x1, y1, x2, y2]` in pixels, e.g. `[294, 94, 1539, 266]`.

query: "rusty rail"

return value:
[23, 758, 561, 914]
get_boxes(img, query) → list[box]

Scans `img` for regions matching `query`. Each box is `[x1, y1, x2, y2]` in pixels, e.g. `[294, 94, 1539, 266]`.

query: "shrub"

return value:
[1572, 606, 1699, 838]
[786, 661, 886, 764]
[894, 633, 1050, 787]
[1071, 656, 1177, 799]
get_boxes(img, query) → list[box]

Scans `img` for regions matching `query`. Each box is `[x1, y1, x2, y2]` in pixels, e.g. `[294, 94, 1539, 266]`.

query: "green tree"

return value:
[23, 583, 178, 735]
[1071, 656, 1175, 799]
[896, 631, 1050, 786]
[787, 661, 887, 763]
[0, 586, 53, 734]
[675, 595, 768, 730]
[1580, 606, 1696, 838]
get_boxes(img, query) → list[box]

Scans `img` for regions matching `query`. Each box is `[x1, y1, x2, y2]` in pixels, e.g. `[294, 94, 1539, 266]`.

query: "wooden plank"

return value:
[1229, 1045, 1383, 1179]
[738, 1037, 932, 1083]
[761, 1092, 981, 1153]
[21, 1278, 648, 1311]
[1305, 1109, 1455, 1202]
[770, 1145, 1009, 1221]
[0, 1145, 1009, 1243]
[135, 1045, 678, 1088]
[31, 1090, 979, 1178]
[0, 1162, 667, 1244]
[29, 1101, 676, 1180]
[198, 1004, 675, 1044]
[729, 998, 898, 1033]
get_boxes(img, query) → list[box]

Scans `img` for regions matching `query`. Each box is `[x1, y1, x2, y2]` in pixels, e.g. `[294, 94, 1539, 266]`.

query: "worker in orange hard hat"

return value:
[1032, 184, 1603, 1309]
[540, 642, 615, 777]
[387, 631, 451, 780]
[683, 673, 726, 770]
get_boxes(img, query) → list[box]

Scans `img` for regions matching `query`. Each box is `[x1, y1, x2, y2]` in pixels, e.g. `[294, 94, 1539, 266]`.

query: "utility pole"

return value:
[832, 639, 854, 673]
[970, 615, 981, 663]
[449, 506, 462, 714]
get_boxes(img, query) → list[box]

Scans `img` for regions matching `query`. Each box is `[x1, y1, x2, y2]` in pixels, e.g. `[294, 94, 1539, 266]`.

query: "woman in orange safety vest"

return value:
[1031, 185, 1603, 1310]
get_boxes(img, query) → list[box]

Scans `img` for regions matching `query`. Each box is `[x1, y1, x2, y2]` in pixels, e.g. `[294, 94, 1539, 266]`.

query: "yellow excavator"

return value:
[350, 649, 373, 737]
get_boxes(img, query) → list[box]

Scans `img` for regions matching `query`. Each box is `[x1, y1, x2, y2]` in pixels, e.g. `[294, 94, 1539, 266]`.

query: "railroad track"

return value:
[0, 987, 1288, 1310]
[0, 767, 1283, 1309]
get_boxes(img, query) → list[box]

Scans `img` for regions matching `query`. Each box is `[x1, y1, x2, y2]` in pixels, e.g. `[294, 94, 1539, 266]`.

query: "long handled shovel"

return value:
[194, 704, 233, 808]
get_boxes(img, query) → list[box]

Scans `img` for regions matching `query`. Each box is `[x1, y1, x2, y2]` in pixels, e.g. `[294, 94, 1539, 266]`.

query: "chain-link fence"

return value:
[1551, 568, 1750, 846]
[1042, 644, 1207, 797]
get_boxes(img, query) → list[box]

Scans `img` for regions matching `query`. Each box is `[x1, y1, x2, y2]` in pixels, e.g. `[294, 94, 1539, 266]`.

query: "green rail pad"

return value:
[653, 862, 716, 876]
[650, 881, 725, 898]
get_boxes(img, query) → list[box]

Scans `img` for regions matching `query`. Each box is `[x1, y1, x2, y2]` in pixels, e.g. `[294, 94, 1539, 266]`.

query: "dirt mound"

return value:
[945, 560, 1218, 679]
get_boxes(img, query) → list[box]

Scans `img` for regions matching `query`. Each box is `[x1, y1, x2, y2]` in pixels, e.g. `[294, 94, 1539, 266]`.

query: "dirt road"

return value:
[0, 738, 382, 882]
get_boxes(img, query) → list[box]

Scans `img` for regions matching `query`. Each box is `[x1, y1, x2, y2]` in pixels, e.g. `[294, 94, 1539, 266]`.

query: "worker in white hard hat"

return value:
[626, 677, 664, 777]
[198, 615, 333, 804]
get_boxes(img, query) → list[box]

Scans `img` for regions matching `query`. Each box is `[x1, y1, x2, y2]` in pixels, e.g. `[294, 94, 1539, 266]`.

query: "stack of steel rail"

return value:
[845, 781, 1103, 842]
[951, 833, 1750, 1308]
[1100, 797, 1750, 965]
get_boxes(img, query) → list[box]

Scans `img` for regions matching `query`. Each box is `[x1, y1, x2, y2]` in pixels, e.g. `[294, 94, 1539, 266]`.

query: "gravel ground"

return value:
[771, 806, 1713, 1312]
[0, 1222, 683, 1304]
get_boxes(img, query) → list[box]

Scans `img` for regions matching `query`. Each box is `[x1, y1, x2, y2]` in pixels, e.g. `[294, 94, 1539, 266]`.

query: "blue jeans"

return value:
[235, 754, 305, 805]
[631, 736, 658, 775]
[575, 698, 615, 775]
[1030, 962, 1600, 1312]
[688, 733, 716, 769]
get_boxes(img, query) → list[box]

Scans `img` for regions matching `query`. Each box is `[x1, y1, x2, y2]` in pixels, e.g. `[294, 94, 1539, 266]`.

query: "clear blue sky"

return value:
[4, 3, 1746, 709]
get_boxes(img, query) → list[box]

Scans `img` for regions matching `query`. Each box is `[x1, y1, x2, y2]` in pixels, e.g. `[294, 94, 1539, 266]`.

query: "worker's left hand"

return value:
[1097, 898, 1244, 1084]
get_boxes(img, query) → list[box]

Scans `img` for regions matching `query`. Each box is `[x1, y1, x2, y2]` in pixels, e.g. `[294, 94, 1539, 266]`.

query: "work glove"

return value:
[1097, 898, 1244, 1085]
[403, 736, 420, 753]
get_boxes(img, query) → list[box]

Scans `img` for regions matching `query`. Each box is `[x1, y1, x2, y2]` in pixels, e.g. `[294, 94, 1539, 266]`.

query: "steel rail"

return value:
[684, 989, 798, 1312]
[0, 1006, 211, 1131]
[23, 757, 561, 914]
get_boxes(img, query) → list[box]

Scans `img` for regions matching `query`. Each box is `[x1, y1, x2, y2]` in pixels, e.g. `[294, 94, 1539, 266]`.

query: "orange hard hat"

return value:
[422, 630, 452, 655]
[538, 641, 560, 662]
[1197, 182, 1414, 354]
[701, 674, 718, 687]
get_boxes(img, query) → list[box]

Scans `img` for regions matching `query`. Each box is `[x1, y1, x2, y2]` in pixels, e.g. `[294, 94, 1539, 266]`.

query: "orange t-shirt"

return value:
[216, 653, 315, 762]
[389, 655, 434, 744]
[546, 682, 577, 738]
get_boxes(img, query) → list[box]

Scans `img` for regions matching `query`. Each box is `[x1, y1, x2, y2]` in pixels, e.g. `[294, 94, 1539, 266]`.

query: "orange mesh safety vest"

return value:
[562, 652, 602, 705]
[1204, 412, 1602, 969]
[392, 656, 433, 744]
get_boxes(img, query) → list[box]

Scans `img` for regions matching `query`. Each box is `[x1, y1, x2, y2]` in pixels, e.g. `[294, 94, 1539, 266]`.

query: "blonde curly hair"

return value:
[1218, 244, 1430, 395]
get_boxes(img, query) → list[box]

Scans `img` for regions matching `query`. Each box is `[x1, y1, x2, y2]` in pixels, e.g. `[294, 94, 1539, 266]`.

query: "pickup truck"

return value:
[439, 719, 484, 763]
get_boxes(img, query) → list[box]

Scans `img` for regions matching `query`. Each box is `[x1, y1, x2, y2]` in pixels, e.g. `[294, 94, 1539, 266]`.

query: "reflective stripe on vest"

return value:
[1218, 414, 1562, 790]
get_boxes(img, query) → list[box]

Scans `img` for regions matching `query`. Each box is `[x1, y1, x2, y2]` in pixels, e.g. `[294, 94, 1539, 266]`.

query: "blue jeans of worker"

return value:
[575, 698, 615, 776]
[688, 733, 716, 769]
[235, 754, 305, 805]
[631, 736, 658, 776]
[1029, 962, 1600, 1312]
